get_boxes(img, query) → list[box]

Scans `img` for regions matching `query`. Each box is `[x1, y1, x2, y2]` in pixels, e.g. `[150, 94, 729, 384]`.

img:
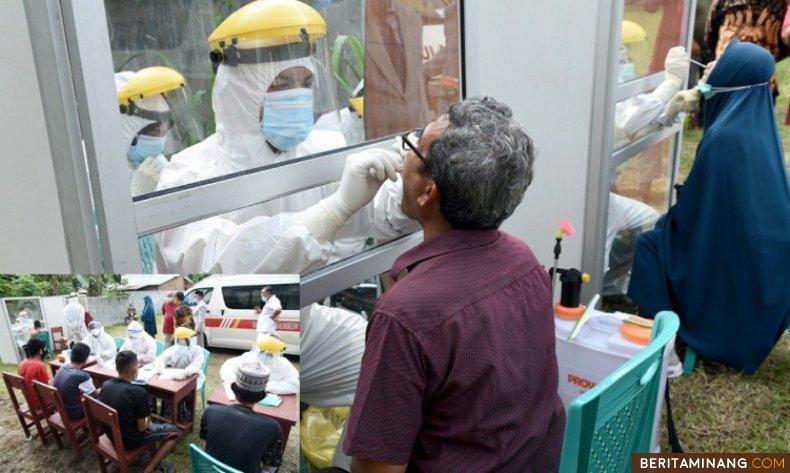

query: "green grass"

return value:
[661, 335, 790, 452]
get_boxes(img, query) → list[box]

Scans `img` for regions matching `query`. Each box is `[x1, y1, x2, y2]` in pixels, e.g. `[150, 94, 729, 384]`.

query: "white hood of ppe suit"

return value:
[157, 57, 344, 190]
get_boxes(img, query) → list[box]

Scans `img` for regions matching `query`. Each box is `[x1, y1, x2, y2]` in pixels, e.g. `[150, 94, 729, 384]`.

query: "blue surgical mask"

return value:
[618, 62, 635, 84]
[696, 81, 768, 99]
[127, 134, 166, 165]
[261, 88, 314, 151]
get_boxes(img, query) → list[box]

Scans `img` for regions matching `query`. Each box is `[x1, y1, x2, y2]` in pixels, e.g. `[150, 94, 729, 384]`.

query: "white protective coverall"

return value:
[119, 327, 158, 365]
[156, 343, 205, 390]
[115, 72, 170, 197]
[63, 300, 89, 347]
[154, 57, 418, 274]
[219, 348, 299, 396]
[82, 326, 117, 368]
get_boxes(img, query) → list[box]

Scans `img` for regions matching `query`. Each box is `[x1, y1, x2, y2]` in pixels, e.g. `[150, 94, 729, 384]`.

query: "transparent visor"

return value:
[123, 87, 205, 155]
[211, 37, 340, 123]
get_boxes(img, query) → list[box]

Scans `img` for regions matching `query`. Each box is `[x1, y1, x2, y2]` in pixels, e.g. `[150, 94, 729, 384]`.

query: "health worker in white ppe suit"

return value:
[154, 0, 418, 274]
[605, 46, 692, 295]
[156, 326, 205, 389]
[220, 333, 299, 397]
[63, 298, 89, 348]
[116, 66, 203, 273]
[82, 321, 117, 369]
[119, 321, 158, 366]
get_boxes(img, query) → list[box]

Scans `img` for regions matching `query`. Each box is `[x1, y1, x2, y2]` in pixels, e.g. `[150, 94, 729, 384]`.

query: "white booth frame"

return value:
[579, 0, 696, 300]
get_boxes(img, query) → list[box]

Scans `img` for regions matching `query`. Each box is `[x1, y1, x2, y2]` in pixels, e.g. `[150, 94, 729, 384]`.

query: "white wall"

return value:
[0, 2, 71, 272]
[464, 0, 599, 271]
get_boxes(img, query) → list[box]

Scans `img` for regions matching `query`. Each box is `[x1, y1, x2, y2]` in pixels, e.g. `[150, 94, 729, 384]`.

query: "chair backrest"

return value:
[2, 371, 29, 412]
[559, 311, 680, 473]
[32, 380, 65, 420]
[51, 327, 66, 350]
[156, 340, 166, 356]
[82, 394, 127, 458]
[189, 443, 243, 473]
[114, 337, 125, 350]
[200, 348, 210, 375]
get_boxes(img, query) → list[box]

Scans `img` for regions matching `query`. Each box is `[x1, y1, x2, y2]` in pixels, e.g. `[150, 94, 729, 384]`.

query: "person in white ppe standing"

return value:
[257, 287, 281, 335]
[155, 326, 205, 390]
[120, 321, 158, 366]
[63, 299, 89, 349]
[82, 321, 117, 369]
[192, 290, 209, 348]
[154, 0, 418, 274]
[220, 333, 299, 397]
[116, 66, 203, 274]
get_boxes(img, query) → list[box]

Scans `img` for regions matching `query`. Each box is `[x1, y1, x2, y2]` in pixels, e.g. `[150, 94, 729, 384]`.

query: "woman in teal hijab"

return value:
[140, 295, 157, 338]
[628, 39, 790, 373]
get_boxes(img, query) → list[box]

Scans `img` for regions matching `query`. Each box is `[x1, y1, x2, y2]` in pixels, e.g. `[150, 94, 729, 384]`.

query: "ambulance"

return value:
[183, 274, 300, 354]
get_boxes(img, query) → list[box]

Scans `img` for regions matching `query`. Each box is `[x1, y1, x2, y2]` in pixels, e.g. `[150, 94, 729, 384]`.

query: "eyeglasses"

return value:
[400, 128, 428, 165]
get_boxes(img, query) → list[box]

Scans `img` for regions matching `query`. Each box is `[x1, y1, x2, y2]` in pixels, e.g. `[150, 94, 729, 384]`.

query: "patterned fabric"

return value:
[706, 0, 788, 63]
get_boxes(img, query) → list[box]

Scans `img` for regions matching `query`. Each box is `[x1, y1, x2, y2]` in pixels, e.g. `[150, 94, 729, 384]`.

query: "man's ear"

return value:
[417, 181, 440, 207]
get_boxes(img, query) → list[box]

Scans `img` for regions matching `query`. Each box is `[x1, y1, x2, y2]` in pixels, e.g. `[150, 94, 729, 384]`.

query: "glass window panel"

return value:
[603, 137, 673, 302]
[619, 0, 685, 83]
[104, 0, 461, 199]
[612, 88, 663, 148]
[4, 298, 45, 356]
[144, 181, 418, 276]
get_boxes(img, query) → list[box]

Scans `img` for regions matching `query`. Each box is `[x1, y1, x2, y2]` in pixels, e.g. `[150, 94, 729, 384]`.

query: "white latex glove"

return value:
[658, 88, 701, 126]
[130, 155, 167, 197]
[170, 368, 187, 380]
[652, 46, 690, 103]
[303, 148, 402, 241]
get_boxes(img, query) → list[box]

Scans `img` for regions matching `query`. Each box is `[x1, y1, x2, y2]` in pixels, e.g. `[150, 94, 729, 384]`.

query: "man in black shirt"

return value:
[52, 342, 97, 420]
[200, 363, 283, 473]
[99, 350, 181, 473]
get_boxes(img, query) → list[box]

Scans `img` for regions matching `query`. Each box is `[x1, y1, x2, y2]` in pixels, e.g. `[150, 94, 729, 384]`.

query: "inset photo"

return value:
[0, 274, 300, 473]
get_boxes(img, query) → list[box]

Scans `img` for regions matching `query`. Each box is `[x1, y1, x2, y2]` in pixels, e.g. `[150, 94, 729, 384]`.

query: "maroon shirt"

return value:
[344, 229, 565, 472]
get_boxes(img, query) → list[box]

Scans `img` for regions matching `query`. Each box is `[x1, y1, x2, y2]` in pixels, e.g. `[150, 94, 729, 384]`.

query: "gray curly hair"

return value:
[425, 96, 536, 229]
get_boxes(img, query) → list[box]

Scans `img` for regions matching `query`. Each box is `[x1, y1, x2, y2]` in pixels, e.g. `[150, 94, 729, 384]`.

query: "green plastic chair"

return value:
[200, 347, 210, 409]
[155, 340, 166, 356]
[189, 443, 242, 473]
[114, 337, 125, 350]
[559, 311, 680, 473]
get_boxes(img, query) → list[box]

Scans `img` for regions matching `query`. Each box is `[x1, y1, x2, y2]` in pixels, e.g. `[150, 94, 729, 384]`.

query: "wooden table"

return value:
[84, 365, 198, 433]
[207, 387, 298, 448]
[48, 357, 97, 376]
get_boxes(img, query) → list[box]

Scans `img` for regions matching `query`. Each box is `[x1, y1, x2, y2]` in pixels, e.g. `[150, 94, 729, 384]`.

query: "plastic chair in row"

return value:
[559, 311, 680, 473]
[200, 347, 211, 410]
[189, 443, 243, 473]
[114, 337, 125, 350]
[156, 339, 166, 356]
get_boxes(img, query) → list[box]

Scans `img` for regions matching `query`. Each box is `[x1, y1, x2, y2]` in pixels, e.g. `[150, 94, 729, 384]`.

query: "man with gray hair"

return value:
[343, 97, 565, 472]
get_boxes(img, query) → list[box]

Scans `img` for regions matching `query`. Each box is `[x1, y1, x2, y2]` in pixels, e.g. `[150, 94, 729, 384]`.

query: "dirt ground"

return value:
[0, 319, 300, 472]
